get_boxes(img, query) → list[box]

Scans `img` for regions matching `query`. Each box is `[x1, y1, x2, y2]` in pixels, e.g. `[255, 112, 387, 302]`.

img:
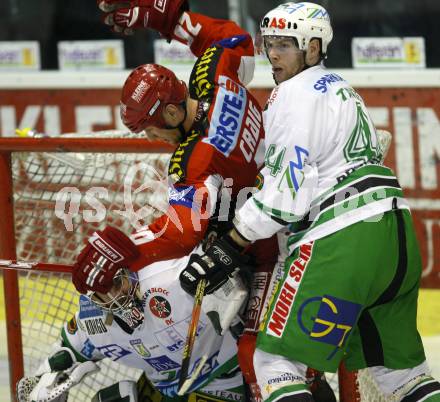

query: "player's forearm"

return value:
[171, 11, 254, 58]
[130, 207, 209, 271]
[232, 196, 284, 243]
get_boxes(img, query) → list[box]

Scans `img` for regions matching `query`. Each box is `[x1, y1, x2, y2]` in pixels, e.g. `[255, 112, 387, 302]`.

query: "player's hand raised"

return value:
[97, 0, 189, 38]
[72, 226, 139, 294]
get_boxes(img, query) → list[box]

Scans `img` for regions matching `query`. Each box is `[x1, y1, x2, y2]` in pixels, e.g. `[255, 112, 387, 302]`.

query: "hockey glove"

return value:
[17, 361, 99, 402]
[179, 235, 251, 296]
[17, 340, 99, 402]
[72, 226, 139, 294]
[202, 273, 248, 335]
[97, 0, 189, 38]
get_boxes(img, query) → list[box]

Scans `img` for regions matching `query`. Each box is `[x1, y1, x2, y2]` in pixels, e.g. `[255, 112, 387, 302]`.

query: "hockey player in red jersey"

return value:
[72, 0, 272, 304]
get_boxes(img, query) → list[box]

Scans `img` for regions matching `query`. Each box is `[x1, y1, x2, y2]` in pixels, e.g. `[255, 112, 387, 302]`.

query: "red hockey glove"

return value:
[97, 0, 189, 38]
[72, 226, 139, 294]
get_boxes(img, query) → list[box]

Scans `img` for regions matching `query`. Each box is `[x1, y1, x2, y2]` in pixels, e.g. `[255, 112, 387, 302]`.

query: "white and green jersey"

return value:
[62, 251, 241, 398]
[235, 65, 408, 251]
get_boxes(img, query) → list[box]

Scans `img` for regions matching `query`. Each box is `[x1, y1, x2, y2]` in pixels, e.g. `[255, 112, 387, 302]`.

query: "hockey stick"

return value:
[177, 278, 206, 396]
[0, 259, 72, 273]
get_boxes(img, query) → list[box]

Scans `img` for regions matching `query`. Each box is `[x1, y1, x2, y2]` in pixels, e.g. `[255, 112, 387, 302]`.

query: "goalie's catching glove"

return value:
[97, 0, 189, 38]
[17, 341, 100, 402]
[17, 361, 99, 402]
[179, 235, 251, 296]
[72, 226, 139, 294]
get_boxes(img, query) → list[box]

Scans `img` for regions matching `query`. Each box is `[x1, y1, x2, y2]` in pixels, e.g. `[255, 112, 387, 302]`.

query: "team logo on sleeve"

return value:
[297, 295, 362, 360]
[149, 296, 172, 319]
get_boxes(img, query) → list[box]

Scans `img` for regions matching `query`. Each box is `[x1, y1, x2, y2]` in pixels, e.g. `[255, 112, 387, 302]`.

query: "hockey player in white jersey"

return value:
[17, 249, 247, 402]
[180, 2, 440, 402]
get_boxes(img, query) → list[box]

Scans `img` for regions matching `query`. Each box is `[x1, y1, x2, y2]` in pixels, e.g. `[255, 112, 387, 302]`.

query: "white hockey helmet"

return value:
[260, 2, 333, 54]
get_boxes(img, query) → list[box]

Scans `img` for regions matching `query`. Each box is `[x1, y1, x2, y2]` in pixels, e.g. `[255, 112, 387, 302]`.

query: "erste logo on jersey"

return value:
[203, 75, 246, 157]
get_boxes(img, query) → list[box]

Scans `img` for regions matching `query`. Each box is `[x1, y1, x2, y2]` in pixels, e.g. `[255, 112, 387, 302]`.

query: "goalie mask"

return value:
[88, 269, 144, 330]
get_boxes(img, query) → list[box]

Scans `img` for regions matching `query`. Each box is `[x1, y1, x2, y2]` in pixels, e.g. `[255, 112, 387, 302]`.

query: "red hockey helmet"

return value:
[120, 64, 188, 133]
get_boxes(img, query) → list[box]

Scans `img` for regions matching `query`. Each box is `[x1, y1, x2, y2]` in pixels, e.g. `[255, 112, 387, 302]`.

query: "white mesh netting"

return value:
[8, 130, 390, 401]
[12, 130, 170, 401]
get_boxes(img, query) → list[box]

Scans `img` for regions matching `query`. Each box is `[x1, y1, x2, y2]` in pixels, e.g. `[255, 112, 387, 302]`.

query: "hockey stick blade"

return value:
[0, 259, 72, 273]
[177, 278, 206, 396]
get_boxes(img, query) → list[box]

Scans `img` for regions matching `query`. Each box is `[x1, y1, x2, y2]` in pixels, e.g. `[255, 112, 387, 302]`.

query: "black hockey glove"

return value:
[180, 235, 251, 296]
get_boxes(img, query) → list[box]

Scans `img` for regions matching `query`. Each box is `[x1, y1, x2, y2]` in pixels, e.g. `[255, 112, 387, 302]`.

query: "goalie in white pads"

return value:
[17, 248, 248, 402]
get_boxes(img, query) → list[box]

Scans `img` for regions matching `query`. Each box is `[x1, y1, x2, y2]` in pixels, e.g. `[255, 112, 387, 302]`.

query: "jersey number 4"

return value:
[344, 102, 378, 163]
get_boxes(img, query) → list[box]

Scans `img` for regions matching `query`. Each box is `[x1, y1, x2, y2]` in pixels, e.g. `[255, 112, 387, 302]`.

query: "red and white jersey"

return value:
[129, 12, 269, 270]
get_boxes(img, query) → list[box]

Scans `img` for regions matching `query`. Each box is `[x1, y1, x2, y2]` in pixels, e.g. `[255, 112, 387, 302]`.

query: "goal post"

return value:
[0, 132, 378, 401]
[0, 149, 23, 402]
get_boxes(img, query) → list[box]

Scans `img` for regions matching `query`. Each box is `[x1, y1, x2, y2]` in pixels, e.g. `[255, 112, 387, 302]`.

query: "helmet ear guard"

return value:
[120, 64, 188, 133]
[260, 2, 333, 55]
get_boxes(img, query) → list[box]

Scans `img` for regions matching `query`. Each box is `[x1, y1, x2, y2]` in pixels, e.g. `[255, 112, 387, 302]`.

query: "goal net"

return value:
[1, 130, 389, 401]
[9, 130, 170, 401]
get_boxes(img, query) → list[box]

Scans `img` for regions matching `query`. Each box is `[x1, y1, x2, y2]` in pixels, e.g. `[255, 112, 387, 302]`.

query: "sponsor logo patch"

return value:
[79, 295, 103, 319]
[168, 132, 199, 182]
[145, 355, 180, 372]
[154, 0, 166, 13]
[149, 296, 172, 319]
[97, 344, 131, 361]
[298, 295, 362, 360]
[168, 185, 196, 209]
[67, 316, 78, 335]
[313, 73, 344, 94]
[155, 326, 185, 353]
[131, 80, 150, 103]
[203, 76, 246, 157]
[84, 318, 108, 335]
[130, 339, 151, 358]
[81, 339, 96, 359]
[267, 242, 313, 337]
[89, 232, 123, 263]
